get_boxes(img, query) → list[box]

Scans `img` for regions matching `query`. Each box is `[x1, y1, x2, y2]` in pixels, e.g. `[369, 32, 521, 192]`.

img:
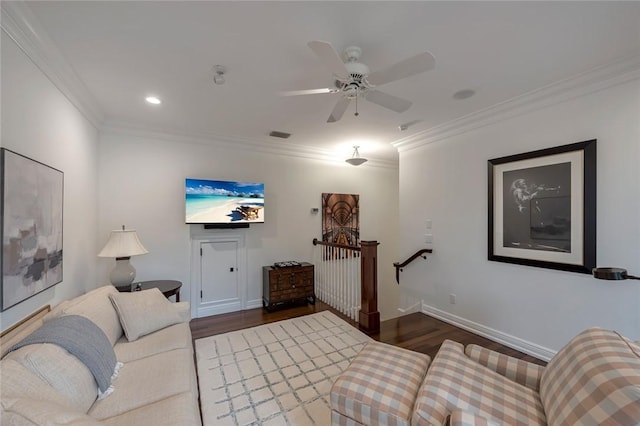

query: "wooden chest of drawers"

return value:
[262, 263, 315, 311]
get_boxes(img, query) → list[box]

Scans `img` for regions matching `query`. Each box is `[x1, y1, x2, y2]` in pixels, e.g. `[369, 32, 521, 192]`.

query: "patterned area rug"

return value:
[195, 311, 371, 425]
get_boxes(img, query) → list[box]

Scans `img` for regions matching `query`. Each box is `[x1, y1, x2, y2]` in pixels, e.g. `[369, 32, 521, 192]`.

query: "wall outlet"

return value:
[424, 233, 433, 243]
[425, 219, 432, 229]
[449, 294, 456, 304]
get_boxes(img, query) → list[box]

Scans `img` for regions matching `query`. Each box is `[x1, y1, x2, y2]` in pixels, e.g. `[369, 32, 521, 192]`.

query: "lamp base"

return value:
[110, 257, 136, 291]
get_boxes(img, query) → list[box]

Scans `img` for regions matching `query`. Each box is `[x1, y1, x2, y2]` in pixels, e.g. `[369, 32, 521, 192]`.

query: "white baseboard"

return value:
[397, 301, 421, 314]
[195, 299, 264, 318]
[245, 298, 263, 310]
[196, 301, 242, 318]
[421, 302, 556, 361]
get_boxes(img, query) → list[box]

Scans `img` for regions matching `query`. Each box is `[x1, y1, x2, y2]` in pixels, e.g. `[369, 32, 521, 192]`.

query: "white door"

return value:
[196, 239, 243, 317]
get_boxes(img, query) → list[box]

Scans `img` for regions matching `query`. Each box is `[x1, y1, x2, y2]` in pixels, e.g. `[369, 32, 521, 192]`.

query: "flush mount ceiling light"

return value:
[345, 146, 368, 166]
[145, 96, 161, 105]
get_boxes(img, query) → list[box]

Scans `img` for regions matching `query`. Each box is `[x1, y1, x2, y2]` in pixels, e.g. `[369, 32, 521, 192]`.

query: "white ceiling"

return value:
[15, 1, 640, 163]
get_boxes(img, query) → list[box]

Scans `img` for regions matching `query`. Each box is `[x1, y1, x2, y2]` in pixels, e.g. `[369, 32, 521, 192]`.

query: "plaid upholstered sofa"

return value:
[331, 327, 640, 425]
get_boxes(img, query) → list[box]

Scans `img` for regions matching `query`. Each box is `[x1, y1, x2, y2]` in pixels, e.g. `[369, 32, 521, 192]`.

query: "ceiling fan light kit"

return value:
[346, 146, 368, 166]
[281, 41, 436, 123]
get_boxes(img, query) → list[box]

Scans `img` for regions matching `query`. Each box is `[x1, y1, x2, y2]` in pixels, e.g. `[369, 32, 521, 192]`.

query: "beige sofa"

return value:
[0, 285, 202, 425]
[331, 327, 640, 425]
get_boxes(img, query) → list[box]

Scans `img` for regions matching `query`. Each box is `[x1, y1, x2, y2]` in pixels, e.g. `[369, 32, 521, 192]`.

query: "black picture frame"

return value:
[488, 140, 596, 274]
[1, 148, 64, 311]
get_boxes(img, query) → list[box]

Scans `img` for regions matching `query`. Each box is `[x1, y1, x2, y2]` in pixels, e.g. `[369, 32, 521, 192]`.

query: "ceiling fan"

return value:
[281, 41, 435, 123]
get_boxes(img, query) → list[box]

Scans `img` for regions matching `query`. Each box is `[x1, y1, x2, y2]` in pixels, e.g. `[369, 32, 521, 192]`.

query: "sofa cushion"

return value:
[101, 392, 201, 426]
[540, 327, 640, 425]
[412, 340, 546, 426]
[0, 358, 75, 409]
[109, 288, 182, 341]
[448, 410, 501, 426]
[88, 348, 197, 420]
[1, 397, 102, 426]
[174, 301, 192, 323]
[4, 343, 98, 413]
[114, 322, 192, 363]
[46, 285, 123, 346]
[464, 344, 544, 391]
[331, 341, 430, 426]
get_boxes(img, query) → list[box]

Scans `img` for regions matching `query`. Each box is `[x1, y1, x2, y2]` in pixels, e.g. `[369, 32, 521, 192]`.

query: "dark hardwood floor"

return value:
[190, 300, 546, 366]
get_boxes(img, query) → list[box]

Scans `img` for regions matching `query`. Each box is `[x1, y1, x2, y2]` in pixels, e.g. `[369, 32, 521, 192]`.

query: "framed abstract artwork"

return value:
[1, 148, 64, 311]
[488, 139, 596, 274]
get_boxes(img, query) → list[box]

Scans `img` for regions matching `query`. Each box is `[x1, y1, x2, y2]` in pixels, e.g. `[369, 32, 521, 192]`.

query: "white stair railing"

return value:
[313, 240, 361, 321]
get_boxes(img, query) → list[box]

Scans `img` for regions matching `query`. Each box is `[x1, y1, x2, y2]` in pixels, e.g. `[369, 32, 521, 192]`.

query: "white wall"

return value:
[98, 132, 400, 320]
[0, 32, 100, 330]
[398, 77, 640, 356]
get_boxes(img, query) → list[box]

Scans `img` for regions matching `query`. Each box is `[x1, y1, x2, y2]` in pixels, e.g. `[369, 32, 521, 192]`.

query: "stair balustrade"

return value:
[312, 238, 380, 334]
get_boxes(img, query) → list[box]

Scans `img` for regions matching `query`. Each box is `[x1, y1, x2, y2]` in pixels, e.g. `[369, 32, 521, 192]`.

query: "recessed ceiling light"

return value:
[453, 89, 475, 100]
[145, 96, 161, 105]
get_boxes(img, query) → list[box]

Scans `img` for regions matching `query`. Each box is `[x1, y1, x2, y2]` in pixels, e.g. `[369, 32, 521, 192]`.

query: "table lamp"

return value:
[98, 225, 148, 291]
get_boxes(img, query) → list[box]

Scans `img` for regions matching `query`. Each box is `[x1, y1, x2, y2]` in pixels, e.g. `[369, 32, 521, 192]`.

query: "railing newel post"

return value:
[358, 240, 380, 334]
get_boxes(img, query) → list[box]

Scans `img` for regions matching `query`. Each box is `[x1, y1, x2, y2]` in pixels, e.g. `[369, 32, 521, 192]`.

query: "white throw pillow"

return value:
[109, 288, 182, 342]
[4, 344, 98, 413]
[44, 285, 124, 345]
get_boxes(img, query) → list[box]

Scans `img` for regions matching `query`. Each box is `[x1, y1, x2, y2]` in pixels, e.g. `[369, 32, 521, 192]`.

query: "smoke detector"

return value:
[213, 65, 226, 85]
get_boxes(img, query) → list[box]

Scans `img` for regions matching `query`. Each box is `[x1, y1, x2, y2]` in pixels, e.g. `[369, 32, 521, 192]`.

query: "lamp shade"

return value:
[98, 229, 148, 259]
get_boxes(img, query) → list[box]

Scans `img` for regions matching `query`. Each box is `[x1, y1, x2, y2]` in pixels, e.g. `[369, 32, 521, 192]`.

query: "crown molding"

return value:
[101, 122, 399, 170]
[1, 0, 396, 169]
[392, 53, 640, 152]
[1, 0, 104, 128]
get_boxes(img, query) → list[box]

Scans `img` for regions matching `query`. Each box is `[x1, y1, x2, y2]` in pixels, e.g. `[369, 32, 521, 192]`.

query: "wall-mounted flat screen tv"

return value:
[185, 178, 265, 224]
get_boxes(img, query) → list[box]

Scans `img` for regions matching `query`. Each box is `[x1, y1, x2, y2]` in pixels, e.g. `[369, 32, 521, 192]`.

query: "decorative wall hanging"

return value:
[488, 139, 596, 274]
[322, 193, 360, 247]
[1, 148, 64, 311]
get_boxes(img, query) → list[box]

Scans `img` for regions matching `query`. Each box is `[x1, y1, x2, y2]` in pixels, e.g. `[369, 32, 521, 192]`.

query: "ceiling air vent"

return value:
[269, 131, 291, 139]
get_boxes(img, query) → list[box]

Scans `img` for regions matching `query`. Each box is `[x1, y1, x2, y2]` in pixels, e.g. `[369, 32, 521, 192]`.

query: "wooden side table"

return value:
[130, 280, 182, 302]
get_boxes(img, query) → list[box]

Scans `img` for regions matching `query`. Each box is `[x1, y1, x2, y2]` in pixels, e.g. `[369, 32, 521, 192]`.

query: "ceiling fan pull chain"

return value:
[354, 88, 359, 117]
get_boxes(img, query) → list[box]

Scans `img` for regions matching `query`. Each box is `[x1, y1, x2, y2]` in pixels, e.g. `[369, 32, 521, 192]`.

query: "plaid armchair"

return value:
[331, 327, 640, 425]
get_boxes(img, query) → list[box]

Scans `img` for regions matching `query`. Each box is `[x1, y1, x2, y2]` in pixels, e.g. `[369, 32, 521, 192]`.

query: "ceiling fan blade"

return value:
[308, 40, 349, 80]
[327, 97, 351, 123]
[367, 51, 435, 86]
[279, 88, 336, 96]
[364, 90, 412, 113]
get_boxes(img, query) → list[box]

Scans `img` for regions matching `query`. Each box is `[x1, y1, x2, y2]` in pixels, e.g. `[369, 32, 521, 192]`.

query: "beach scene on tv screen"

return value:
[186, 179, 265, 223]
